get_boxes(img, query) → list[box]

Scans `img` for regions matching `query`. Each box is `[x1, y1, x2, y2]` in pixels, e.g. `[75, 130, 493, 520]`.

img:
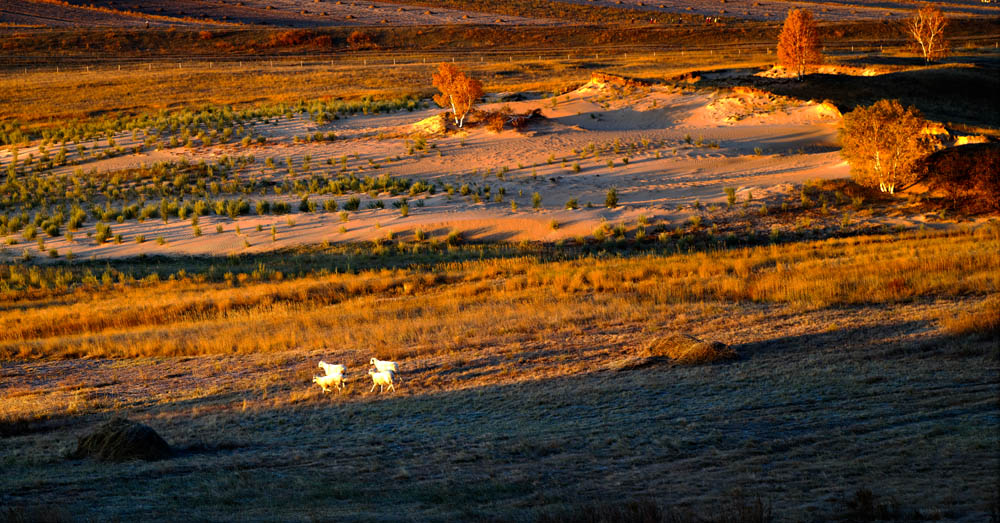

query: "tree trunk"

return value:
[449, 94, 461, 127]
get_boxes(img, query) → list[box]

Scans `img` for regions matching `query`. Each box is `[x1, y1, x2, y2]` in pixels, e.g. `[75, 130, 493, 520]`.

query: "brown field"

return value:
[0, 0, 545, 28]
[4, 0, 998, 29]
[551, 0, 1000, 21]
[2, 9, 999, 523]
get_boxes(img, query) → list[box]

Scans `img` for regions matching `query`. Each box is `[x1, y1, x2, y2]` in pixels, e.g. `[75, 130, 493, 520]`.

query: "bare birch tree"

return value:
[908, 5, 948, 63]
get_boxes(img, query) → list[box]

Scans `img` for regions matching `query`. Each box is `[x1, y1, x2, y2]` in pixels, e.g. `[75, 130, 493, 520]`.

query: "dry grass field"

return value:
[2, 4, 1000, 521]
[5, 0, 998, 28]
[2, 227, 998, 521]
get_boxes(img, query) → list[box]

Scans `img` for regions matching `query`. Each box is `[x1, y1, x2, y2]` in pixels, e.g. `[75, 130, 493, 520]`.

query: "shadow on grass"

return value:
[731, 319, 931, 360]
[6, 314, 995, 520]
[538, 493, 772, 523]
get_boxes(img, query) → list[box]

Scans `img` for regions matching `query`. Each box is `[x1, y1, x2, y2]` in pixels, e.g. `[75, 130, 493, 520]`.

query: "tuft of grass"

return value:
[643, 333, 736, 364]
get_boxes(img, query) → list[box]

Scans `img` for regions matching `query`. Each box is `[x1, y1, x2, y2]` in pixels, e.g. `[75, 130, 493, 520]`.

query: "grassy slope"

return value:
[2, 15, 999, 519]
[2, 228, 998, 359]
[0, 49, 764, 127]
[1, 230, 997, 521]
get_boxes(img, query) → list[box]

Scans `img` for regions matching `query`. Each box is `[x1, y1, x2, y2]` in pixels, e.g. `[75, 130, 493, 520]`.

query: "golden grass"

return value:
[0, 51, 768, 127]
[3, 227, 997, 360]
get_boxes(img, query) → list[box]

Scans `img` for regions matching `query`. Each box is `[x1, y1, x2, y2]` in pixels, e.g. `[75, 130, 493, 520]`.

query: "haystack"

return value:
[71, 417, 172, 462]
[643, 333, 736, 365]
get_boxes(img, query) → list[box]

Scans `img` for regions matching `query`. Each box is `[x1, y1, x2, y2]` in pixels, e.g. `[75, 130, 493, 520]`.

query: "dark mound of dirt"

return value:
[644, 333, 736, 365]
[70, 417, 172, 462]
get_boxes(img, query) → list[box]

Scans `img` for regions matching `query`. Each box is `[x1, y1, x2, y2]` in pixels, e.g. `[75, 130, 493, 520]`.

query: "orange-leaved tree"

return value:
[432, 63, 483, 128]
[777, 8, 822, 81]
[839, 99, 936, 194]
[908, 5, 948, 63]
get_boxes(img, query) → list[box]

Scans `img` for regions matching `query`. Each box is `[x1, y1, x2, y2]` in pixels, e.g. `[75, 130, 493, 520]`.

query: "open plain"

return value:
[1, 1, 999, 521]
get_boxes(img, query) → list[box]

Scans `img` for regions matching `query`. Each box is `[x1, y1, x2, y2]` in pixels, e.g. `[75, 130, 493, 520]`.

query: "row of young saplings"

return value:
[1, 167, 435, 214]
[0, 95, 424, 147]
[314, 358, 401, 395]
[0, 189, 435, 241]
[5, 109, 420, 176]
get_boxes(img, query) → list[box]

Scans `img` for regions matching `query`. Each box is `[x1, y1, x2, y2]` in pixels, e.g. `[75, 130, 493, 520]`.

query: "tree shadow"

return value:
[730, 318, 932, 360]
[702, 62, 1000, 129]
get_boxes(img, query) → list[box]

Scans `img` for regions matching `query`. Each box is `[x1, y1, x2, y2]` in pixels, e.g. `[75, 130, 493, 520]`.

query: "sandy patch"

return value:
[0, 77, 869, 260]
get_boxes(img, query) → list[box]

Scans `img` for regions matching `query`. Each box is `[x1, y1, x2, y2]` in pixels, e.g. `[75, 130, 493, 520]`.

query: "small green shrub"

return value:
[605, 187, 619, 208]
[725, 187, 737, 207]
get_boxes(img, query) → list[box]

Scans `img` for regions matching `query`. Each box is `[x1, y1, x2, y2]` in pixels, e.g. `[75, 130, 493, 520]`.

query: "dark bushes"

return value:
[347, 31, 377, 50]
[921, 142, 1000, 213]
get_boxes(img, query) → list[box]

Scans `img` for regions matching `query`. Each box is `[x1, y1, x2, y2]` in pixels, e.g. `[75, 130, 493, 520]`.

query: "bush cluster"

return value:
[921, 142, 1000, 212]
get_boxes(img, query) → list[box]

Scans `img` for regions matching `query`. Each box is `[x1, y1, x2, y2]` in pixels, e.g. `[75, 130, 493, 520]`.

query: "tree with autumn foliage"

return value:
[777, 8, 822, 81]
[908, 5, 948, 63]
[432, 63, 483, 128]
[840, 100, 937, 194]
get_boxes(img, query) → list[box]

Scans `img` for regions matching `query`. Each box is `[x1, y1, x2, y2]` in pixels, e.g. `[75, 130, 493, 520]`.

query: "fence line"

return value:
[1, 37, 998, 77]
